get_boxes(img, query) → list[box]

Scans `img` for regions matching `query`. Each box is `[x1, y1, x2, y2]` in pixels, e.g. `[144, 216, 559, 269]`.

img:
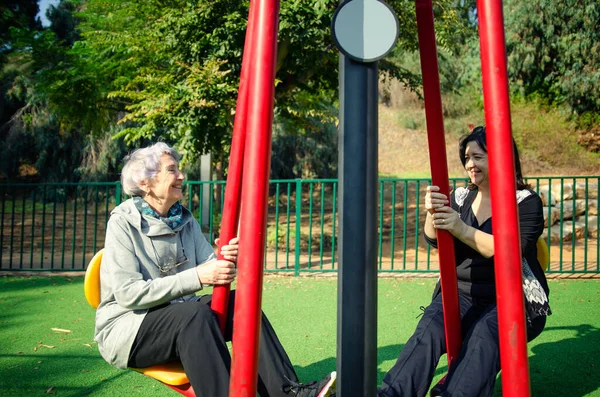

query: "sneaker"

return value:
[282, 371, 337, 397]
[429, 384, 443, 396]
[429, 375, 446, 396]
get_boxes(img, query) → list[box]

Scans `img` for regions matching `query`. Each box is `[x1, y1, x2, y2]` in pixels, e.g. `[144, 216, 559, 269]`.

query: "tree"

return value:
[505, 0, 600, 116]
[2, 0, 465, 181]
[0, 1, 41, 64]
[0, 1, 89, 182]
[45, 0, 462, 166]
[0, 1, 41, 126]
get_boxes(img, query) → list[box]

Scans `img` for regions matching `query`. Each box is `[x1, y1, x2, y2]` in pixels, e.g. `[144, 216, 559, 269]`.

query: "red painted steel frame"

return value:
[211, 0, 257, 334]
[229, 0, 280, 395]
[415, 0, 461, 367]
[477, 0, 531, 395]
[165, 383, 195, 397]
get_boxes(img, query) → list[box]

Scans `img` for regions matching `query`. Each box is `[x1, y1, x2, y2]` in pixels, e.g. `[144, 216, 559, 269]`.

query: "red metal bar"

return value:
[164, 383, 195, 397]
[229, 0, 280, 395]
[415, 0, 461, 367]
[477, 0, 531, 396]
[211, 0, 257, 334]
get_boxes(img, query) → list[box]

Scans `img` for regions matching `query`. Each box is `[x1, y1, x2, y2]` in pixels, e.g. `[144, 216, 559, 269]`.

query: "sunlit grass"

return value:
[0, 276, 598, 396]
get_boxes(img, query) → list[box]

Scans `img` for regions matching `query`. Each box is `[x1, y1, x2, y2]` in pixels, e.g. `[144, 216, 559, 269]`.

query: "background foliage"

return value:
[0, 0, 599, 183]
[505, 0, 600, 119]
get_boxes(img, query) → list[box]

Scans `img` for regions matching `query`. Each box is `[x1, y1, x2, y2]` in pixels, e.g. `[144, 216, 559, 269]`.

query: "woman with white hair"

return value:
[94, 142, 336, 397]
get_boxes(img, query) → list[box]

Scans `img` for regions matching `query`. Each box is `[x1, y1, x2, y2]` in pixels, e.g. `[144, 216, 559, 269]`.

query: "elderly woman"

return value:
[378, 127, 551, 397]
[94, 142, 336, 397]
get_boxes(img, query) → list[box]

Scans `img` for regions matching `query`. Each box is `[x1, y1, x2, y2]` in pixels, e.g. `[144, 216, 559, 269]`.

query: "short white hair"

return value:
[120, 142, 181, 196]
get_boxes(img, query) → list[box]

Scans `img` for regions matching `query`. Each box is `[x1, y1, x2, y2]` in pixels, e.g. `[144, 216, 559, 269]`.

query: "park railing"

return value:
[1, 177, 598, 274]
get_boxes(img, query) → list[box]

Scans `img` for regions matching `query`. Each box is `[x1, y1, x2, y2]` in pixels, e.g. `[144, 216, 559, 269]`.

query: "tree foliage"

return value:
[2, 0, 466, 180]
[0, 1, 41, 125]
[505, 0, 600, 116]
[43, 0, 462, 165]
[0, 1, 41, 65]
[0, 1, 89, 182]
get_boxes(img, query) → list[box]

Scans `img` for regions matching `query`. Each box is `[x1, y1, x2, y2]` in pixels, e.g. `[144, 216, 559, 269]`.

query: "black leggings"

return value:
[127, 291, 298, 397]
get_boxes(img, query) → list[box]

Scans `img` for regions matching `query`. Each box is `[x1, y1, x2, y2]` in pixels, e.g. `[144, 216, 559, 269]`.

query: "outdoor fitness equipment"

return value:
[415, 0, 462, 374]
[207, 0, 281, 396]
[479, 0, 532, 394]
[83, 249, 195, 397]
[84, 2, 280, 395]
[332, 1, 399, 395]
[209, 0, 256, 335]
[85, 0, 537, 395]
[330, 0, 460, 395]
[537, 238, 550, 272]
[205, 0, 534, 394]
[414, 0, 534, 395]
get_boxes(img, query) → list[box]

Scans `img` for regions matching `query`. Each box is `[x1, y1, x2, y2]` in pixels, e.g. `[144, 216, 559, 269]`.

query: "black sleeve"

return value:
[518, 192, 544, 256]
[424, 232, 438, 249]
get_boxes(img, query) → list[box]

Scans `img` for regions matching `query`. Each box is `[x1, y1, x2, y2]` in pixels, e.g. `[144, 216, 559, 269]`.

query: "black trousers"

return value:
[378, 293, 546, 397]
[127, 291, 298, 397]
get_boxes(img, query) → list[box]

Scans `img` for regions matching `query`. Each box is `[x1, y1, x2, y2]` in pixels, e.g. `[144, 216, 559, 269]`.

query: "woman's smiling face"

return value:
[464, 141, 489, 188]
[145, 154, 185, 213]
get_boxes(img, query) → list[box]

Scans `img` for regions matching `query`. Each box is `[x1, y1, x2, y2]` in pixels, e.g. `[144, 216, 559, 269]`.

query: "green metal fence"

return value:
[1, 177, 598, 274]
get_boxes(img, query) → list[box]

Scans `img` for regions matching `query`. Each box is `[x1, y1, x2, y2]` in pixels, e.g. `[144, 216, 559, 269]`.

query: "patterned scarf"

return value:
[515, 190, 552, 322]
[522, 258, 552, 321]
[133, 196, 183, 230]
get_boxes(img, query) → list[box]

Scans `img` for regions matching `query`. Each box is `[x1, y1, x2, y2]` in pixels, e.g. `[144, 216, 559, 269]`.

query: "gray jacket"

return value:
[94, 198, 216, 369]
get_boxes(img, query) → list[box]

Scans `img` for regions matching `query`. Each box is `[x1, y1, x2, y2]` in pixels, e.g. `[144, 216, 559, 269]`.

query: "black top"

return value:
[425, 187, 549, 303]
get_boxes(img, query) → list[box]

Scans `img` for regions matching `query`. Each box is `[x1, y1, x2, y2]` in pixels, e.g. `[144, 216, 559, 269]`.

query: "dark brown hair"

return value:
[458, 126, 530, 190]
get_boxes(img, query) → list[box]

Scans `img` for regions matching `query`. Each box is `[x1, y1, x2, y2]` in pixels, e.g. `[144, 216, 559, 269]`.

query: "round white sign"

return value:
[332, 0, 399, 62]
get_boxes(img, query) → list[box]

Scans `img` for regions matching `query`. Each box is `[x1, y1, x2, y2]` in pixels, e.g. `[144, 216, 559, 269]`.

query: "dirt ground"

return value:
[1, 105, 598, 275]
[2, 191, 597, 278]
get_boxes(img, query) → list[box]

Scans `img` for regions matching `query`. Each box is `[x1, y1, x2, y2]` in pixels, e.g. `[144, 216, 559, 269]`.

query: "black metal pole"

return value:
[337, 54, 379, 397]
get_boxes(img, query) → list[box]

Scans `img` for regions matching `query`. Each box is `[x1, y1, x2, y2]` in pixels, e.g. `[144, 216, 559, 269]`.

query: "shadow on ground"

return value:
[297, 325, 600, 397]
[527, 324, 600, 397]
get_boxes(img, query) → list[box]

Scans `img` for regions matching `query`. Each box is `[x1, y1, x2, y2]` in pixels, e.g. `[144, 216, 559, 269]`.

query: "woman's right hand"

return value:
[196, 259, 237, 285]
[425, 185, 449, 215]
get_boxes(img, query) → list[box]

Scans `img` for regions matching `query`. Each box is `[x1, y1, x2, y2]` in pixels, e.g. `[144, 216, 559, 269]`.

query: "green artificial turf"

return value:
[0, 276, 598, 396]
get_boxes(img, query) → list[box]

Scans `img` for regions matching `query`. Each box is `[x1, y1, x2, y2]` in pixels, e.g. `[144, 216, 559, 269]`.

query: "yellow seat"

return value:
[84, 249, 191, 389]
[536, 237, 550, 273]
[83, 250, 104, 309]
[130, 364, 189, 386]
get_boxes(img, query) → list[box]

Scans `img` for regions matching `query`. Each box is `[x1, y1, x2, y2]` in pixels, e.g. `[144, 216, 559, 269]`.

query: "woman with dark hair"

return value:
[377, 126, 551, 397]
[458, 126, 529, 190]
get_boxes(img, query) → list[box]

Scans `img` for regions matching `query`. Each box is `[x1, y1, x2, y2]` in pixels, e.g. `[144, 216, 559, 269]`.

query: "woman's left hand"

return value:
[431, 206, 465, 237]
[215, 237, 239, 262]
